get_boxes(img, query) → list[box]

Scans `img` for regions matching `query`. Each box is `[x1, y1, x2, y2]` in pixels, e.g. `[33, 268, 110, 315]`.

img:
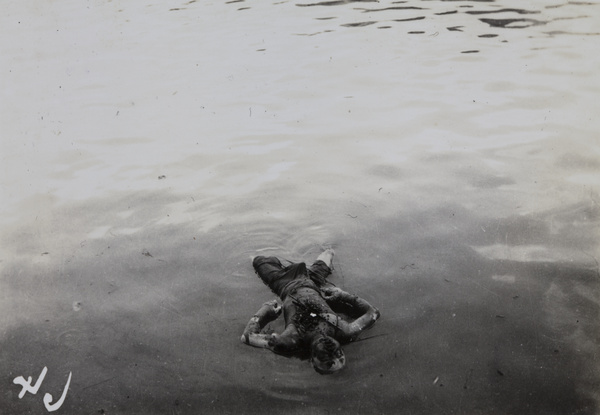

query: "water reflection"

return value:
[2, 0, 599, 412]
[297, 0, 379, 6]
[357, 6, 427, 12]
[479, 17, 546, 28]
[465, 8, 541, 14]
[215, 0, 599, 42]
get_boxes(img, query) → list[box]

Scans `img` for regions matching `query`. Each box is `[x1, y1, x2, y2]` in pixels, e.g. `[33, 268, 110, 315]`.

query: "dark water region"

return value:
[1, 193, 599, 414]
[1, 0, 599, 414]
[1, 135, 599, 414]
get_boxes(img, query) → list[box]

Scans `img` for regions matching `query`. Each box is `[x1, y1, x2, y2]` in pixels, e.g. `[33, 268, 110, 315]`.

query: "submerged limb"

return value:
[242, 331, 277, 348]
[321, 287, 380, 340]
[241, 300, 282, 347]
[256, 299, 282, 320]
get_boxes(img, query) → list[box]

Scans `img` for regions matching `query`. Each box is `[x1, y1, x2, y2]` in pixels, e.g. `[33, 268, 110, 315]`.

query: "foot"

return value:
[317, 248, 335, 268]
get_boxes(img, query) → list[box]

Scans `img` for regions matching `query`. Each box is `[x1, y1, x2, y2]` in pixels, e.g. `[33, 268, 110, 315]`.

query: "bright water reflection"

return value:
[0, 0, 599, 414]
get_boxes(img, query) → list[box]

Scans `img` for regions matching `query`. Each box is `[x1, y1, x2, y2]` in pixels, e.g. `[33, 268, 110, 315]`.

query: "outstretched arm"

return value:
[240, 300, 281, 348]
[321, 287, 380, 341]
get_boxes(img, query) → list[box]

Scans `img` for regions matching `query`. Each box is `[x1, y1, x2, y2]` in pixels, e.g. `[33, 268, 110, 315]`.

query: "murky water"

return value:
[1, 0, 599, 414]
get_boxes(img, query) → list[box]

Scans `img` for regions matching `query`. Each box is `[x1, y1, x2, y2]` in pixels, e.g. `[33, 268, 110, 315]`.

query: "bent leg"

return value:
[252, 256, 284, 285]
[316, 248, 334, 268]
[252, 256, 296, 298]
[308, 249, 334, 286]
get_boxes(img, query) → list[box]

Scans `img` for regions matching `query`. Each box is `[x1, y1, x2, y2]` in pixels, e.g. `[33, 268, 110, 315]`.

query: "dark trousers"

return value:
[252, 256, 331, 299]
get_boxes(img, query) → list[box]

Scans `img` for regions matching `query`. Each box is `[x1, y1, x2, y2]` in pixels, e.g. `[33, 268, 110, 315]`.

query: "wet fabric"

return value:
[252, 256, 332, 300]
[287, 287, 336, 337]
[252, 256, 346, 353]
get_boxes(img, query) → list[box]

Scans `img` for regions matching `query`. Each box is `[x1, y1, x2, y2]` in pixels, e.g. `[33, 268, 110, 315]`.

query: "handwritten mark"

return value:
[13, 367, 72, 412]
[43, 372, 72, 412]
[13, 367, 47, 399]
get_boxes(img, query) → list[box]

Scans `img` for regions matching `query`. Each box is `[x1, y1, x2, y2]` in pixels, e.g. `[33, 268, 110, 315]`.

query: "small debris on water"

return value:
[142, 249, 153, 257]
[433, 376, 440, 385]
[158, 175, 166, 180]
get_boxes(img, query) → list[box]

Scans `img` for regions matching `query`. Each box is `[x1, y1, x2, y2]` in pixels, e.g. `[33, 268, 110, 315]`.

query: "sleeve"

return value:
[241, 316, 277, 348]
[241, 319, 300, 356]
[240, 300, 282, 348]
[323, 291, 380, 341]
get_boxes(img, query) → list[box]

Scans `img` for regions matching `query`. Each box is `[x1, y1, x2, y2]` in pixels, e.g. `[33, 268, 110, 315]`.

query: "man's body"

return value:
[241, 249, 380, 374]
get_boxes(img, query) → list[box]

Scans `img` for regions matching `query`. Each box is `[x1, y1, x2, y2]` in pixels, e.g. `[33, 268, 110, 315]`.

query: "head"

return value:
[310, 335, 346, 375]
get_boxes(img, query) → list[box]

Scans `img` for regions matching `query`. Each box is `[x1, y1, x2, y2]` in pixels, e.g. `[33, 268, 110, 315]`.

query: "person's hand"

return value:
[259, 299, 282, 319]
[321, 286, 345, 302]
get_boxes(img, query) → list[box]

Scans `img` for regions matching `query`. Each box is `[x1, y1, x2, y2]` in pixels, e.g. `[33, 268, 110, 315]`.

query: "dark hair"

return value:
[311, 336, 342, 373]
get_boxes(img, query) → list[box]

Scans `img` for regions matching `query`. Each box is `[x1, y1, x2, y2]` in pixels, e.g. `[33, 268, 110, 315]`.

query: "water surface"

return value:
[1, 0, 599, 414]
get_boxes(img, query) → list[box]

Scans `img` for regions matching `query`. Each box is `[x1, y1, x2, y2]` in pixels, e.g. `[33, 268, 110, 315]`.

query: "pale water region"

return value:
[1, 0, 599, 414]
